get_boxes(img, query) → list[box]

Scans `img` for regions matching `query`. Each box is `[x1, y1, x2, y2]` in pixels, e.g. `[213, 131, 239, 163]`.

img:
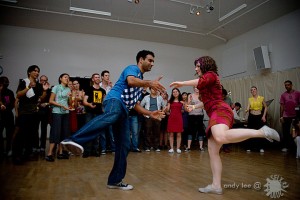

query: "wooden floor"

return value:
[1, 146, 300, 200]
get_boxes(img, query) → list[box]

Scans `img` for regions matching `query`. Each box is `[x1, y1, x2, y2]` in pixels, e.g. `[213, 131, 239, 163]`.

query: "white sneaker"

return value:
[168, 149, 174, 153]
[246, 149, 251, 152]
[176, 149, 182, 154]
[260, 149, 264, 153]
[260, 125, 280, 142]
[281, 148, 288, 152]
[199, 184, 223, 195]
[107, 182, 133, 190]
[155, 149, 161, 152]
[61, 140, 84, 155]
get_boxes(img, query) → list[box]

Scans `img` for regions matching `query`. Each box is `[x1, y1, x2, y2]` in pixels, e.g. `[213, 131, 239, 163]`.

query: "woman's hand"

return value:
[262, 116, 266, 122]
[170, 81, 184, 88]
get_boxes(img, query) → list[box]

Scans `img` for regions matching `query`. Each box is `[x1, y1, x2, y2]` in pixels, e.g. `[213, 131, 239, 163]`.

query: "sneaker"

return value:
[107, 182, 133, 190]
[199, 185, 223, 195]
[132, 148, 142, 153]
[176, 149, 182, 154]
[145, 149, 150, 152]
[281, 148, 288, 152]
[185, 148, 191, 152]
[260, 125, 280, 142]
[200, 148, 205, 152]
[260, 149, 265, 153]
[7, 150, 12, 157]
[45, 155, 54, 162]
[61, 140, 84, 155]
[155, 149, 161, 152]
[82, 152, 90, 158]
[168, 149, 174, 153]
[246, 149, 251, 152]
[57, 154, 69, 159]
[101, 150, 106, 155]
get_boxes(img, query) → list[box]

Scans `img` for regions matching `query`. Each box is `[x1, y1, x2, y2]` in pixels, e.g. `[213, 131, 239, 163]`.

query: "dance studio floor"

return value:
[1, 147, 299, 200]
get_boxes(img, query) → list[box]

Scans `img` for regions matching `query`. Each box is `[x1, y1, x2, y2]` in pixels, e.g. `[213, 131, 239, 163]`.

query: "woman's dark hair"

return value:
[136, 50, 155, 63]
[58, 73, 70, 84]
[27, 65, 40, 77]
[194, 56, 218, 75]
[169, 88, 183, 104]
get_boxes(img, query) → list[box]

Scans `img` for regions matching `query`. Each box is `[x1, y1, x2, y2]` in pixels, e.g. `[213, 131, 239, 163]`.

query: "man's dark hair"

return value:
[284, 80, 292, 85]
[101, 70, 110, 77]
[27, 65, 40, 77]
[136, 50, 155, 64]
[235, 102, 242, 108]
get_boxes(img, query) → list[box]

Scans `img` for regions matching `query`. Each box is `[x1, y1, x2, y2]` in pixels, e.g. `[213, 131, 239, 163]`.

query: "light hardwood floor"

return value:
[1, 147, 299, 200]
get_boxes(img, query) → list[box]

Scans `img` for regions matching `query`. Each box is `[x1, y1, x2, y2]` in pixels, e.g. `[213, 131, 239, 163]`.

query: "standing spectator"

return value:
[185, 87, 205, 152]
[291, 119, 300, 159]
[181, 92, 189, 149]
[68, 80, 78, 134]
[45, 73, 72, 162]
[36, 75, 51, 154]
[61, 50, 165, 190]
[13, 65, 49, 164]
[139, 87, 150, 150]
[100, 70, 115, 153]
[159, 91, 169, 150]
[72, 79, 86, 131]
[245, 86, 268, 153]
[280, 80, 300, 153]
[166, 88, 183, 154]
[140, 87, 166, 151]
[0, 76, 15, 158]
[232, 102, 244, 128]
[82, 73, 106, 157]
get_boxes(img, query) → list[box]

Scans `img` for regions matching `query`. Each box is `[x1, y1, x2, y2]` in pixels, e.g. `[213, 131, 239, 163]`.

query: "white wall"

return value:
[210, 9, 300, 79]
[0, 25, 207, 95]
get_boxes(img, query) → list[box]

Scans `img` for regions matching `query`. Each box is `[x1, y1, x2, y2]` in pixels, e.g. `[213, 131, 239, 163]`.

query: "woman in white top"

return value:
[185, 87, 205, 151]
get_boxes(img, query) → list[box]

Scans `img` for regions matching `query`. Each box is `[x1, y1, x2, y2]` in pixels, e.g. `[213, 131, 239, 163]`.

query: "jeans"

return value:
[83, 113, 103, 153]
[129, 115, 139, 150]
[282, 117, 295, 149]
[70, 99, 131, 185]
[50, 113, 70, 144]
[106, 125, 116, 151]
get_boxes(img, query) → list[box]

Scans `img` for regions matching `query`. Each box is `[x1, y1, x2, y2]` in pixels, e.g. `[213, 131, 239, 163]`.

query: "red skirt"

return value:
[69, 110, 78, 133]
[205, 102, 233, 138]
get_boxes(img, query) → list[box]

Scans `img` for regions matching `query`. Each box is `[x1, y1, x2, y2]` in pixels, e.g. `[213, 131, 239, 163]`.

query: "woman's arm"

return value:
[262, 100, 268, 122]
[170, 79, 199, 88]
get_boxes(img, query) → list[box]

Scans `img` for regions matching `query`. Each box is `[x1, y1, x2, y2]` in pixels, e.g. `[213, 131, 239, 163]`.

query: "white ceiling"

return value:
[1, 0, 299, 49]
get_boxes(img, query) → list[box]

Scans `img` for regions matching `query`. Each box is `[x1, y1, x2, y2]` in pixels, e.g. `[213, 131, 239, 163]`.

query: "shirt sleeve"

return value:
[197, 72, 217, 90]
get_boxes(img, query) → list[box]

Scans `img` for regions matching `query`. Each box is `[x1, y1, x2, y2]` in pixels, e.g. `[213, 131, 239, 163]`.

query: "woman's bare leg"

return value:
[176, 133, 181, 149]
[211, 124, 278, 144]
[169, 132, 174, 150]
[207, 136, 223, 189]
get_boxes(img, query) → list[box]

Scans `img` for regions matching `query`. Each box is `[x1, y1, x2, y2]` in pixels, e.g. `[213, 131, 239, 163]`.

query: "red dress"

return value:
[167, 101, 183, 133]
[197, 71, 233, 137]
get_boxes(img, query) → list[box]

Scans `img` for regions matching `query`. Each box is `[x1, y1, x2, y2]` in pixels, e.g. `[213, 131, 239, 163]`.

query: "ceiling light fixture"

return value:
[70, 6, 111, 17]
[153, 20, 187, 29]
[128, 0, 140, 4]
[219, 3, 247, 22]
[170, 0, 213, 15]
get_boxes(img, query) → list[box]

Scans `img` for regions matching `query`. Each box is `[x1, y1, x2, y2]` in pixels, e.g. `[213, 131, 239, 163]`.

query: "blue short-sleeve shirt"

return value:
[105, 65, 143, 113]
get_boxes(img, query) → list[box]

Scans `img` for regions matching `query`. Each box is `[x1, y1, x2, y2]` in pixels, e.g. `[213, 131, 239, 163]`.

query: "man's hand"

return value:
[150, 76, 166, 93]
[150, 110, 165, 121]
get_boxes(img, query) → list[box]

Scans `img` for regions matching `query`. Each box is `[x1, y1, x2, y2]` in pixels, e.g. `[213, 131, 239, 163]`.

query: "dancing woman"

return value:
[170, 56, 280, 195]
